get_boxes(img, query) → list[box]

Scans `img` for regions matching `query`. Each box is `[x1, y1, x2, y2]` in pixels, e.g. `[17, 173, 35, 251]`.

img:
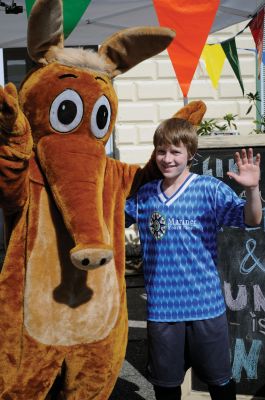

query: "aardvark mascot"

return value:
[0, 1, 174, 398]
[0, 0, 205, 398]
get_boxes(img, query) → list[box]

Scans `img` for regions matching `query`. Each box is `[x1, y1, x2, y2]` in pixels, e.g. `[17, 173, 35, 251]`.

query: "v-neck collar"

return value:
[157, 173, 198, 206]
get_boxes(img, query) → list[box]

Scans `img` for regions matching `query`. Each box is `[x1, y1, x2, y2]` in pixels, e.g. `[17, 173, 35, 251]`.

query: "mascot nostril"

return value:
[100, 258, 107, 266]
[81, 258, 90, 266]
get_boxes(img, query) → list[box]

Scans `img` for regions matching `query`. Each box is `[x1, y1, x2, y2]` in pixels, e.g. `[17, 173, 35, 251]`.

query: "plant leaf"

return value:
[246, 105, 252, 115]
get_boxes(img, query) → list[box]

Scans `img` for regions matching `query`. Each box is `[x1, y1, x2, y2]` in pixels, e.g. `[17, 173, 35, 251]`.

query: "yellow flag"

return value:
[201, 44, 226, 89]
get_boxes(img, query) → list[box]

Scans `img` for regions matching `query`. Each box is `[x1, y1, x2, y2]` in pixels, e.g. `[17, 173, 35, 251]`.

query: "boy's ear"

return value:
[173, 100, 206, 126]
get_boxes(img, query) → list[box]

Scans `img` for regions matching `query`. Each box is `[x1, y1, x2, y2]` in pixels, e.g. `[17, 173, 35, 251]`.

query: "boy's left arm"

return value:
[227, 148, 262, 226]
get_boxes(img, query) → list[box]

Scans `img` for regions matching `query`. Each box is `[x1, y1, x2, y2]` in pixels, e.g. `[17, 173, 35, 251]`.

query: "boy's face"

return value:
[155, 142, 191, 181]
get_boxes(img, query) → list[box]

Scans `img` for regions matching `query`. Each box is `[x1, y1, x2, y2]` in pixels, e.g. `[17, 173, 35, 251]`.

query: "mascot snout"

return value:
[37, 134, 113, 269]
[70, 245, 113, 270]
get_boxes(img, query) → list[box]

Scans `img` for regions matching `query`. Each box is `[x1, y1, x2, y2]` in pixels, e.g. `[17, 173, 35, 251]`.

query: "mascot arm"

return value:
[120, 150, 161, 199]
[0, 83, 32, 214]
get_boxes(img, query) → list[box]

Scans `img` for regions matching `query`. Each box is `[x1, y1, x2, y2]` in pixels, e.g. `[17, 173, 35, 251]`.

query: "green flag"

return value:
[221, 38, 244, 95]
[25, 0, 92, 39]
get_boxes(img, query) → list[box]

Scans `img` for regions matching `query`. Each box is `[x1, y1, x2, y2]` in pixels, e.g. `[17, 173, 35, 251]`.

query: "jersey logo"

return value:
[149, 211, 167, 240]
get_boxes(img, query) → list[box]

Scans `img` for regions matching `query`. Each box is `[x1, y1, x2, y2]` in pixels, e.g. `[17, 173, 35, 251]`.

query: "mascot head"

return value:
[18, 0, 175, 270]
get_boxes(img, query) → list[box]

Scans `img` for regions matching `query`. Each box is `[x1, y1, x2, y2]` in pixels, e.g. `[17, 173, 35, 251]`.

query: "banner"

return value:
[221, 38, 244, 95]
[153, 0, 220, 98]
[25, 0, 92, 39]
[201, 44, 226, 89]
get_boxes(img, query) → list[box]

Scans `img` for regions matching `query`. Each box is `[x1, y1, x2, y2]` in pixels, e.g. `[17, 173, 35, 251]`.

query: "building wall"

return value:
[114, 22, 257, 166]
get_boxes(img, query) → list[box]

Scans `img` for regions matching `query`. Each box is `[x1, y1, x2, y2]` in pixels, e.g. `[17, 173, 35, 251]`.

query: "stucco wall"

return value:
[114, 22, 257, 166]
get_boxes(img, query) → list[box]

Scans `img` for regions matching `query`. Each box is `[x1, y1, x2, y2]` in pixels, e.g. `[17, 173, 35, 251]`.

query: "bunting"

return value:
[249, 7, 264, 78]
[201, 44, 226, 89]
[153, 0, 220, 98]
[221, 38, 244, 95]
[25, 0, 92, 39]
[200, 19, 258, 92]
[24, 1, 265, 96]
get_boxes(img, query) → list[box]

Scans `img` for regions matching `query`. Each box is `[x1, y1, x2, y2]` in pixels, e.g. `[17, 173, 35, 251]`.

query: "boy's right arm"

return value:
[0, 83, 33, 214]
[125, 193, 138, 228]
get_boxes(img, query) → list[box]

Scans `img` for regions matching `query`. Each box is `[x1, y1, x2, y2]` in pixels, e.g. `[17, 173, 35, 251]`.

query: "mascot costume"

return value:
[0, 0, 206, 398]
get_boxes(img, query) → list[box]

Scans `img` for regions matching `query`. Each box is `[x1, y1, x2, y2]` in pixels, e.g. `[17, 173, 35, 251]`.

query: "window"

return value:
[3, 47, 35, 87]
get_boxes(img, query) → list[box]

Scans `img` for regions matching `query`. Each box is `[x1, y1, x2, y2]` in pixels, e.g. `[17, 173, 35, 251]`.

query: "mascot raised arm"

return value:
[0, 0, 205, 398]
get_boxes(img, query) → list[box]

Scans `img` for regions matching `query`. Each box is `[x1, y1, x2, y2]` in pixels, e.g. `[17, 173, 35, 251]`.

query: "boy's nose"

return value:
[164, 152, 172, 162]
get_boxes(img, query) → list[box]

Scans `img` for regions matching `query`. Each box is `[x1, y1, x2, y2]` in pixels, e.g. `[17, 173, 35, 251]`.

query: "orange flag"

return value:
[153, 0, 220, 98]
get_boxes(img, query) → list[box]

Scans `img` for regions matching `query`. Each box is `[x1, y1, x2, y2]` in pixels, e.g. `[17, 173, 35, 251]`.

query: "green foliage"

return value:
[198, 91, 265, 135]
[198, 114, 238, 136]
[223, 113, 238, 130]
[246, 91, 264, 134]
[197, 119, 219, 136]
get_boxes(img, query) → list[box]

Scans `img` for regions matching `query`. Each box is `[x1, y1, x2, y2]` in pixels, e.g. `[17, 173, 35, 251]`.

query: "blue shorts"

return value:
[146, 313, 232, 387]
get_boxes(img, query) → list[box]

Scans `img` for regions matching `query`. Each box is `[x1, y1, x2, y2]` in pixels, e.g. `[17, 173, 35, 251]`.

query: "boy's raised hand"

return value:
[227, 148, 260, 189]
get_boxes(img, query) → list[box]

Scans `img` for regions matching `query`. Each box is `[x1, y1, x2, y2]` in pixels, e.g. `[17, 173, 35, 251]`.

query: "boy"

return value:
[125, 117, 262, 400]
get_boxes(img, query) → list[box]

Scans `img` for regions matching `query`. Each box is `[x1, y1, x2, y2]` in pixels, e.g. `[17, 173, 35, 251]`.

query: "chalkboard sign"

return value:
[191, 136, 265, 397]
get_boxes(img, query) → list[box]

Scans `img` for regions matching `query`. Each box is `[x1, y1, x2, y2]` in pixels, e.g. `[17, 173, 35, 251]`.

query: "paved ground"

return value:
[109, 277, 156, 400]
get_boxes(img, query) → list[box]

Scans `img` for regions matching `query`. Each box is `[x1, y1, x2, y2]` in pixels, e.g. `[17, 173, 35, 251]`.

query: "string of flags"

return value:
[152, 0, 265, 98]
[201, 7, 264, 95]
[25, 0, 264, 99]
[202, 36, 245, 95]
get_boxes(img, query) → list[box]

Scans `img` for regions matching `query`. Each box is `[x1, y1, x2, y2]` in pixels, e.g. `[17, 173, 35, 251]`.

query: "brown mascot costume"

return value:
[0, 0, 206, 398]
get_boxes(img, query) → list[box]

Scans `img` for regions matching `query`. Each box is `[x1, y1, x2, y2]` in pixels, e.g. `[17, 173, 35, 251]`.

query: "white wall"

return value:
[114, 22, 257, 166]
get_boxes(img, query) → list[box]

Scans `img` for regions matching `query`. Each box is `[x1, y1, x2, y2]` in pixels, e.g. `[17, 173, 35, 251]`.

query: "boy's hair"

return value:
[153, 117, 198, 161]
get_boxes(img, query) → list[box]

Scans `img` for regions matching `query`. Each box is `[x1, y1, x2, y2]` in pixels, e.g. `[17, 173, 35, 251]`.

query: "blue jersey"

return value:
[125, 173, 246, 322]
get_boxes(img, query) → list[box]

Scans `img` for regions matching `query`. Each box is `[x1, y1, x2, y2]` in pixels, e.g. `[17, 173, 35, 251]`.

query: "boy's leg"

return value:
[187, 313, 235, 398]
[146, 321, 187, 399]
[208, 379, 236, 400]
[154, 385, 181, 400]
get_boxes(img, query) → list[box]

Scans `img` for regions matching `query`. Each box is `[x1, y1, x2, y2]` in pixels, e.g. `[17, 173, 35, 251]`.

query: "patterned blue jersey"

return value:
[125, 173, 246, 322]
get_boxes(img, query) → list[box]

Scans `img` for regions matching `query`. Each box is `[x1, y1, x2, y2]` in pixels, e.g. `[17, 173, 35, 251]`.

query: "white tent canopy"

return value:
[0, 0, 264, 48]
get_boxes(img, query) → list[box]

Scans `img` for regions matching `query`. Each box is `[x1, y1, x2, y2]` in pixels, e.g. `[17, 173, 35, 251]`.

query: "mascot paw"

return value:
[0, 82, 33, 155]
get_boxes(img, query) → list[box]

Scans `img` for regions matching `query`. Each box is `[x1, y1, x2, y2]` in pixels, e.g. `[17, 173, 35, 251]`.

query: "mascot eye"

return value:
[91, 95, 111, 138]
[50, 89, 83, 133]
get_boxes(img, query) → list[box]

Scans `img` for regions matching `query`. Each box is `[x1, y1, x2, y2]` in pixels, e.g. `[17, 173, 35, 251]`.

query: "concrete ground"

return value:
[109, 278, 156, 400]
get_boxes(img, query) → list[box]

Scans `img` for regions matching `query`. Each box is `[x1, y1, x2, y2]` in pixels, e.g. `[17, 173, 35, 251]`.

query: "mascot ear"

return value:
[27, 0, 64, 65]
[98, 26, 176, 78]
[27, 0, 175, 74]
[173, 100, 207, 127]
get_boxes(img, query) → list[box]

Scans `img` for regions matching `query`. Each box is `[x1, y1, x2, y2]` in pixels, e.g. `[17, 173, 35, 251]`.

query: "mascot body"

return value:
[0, 1, 175, 399]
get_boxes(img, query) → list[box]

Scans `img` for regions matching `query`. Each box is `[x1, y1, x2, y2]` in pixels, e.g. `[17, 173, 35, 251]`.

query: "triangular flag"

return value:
[153, 0, 220, 98]
[249, 8, 264, 78]
[202, 44, 226, 89]
[25, 0, 92, 39]
[221, 38, 244, 95]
